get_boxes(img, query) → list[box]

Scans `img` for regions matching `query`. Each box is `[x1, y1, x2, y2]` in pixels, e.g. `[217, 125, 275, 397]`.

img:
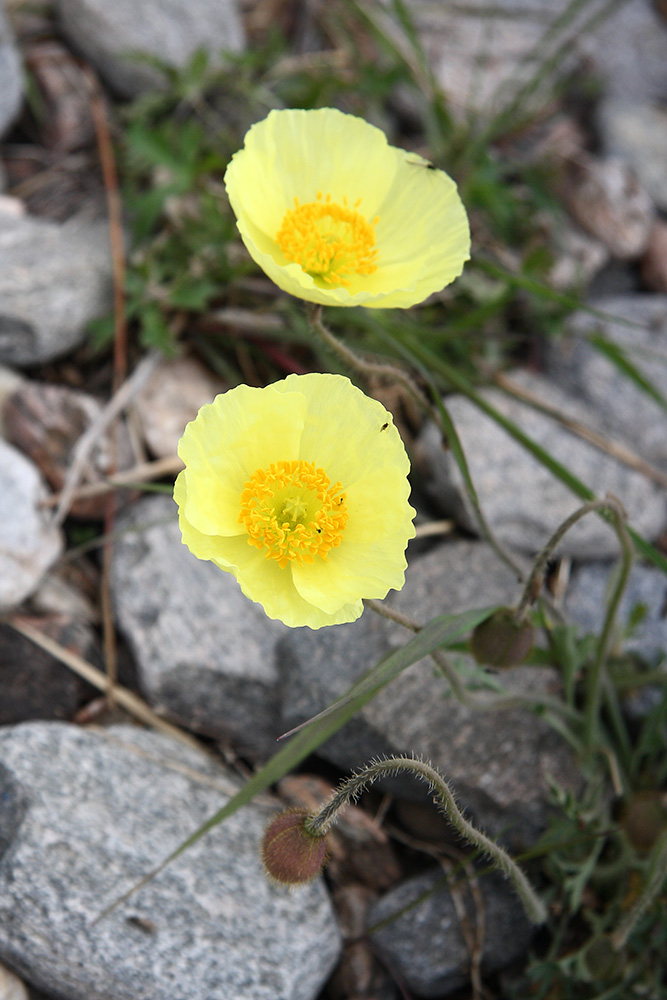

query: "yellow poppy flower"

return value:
[174, 373, 416, 629]
[224, 107, 470, 308]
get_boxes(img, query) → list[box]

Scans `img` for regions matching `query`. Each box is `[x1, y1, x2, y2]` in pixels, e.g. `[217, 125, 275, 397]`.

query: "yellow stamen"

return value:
[276, 193, 379, 287]
[239, 460, 348, 569]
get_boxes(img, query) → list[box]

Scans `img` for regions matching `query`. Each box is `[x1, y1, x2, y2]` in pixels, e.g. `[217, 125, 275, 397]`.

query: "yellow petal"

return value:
[274, 372, 412, 488]
[177, 383, 305, 537]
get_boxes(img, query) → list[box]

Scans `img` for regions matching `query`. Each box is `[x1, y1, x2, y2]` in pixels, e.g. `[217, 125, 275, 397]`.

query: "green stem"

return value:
[514, 499, 626, 623]
[582, 500, 634, 752]
[304, 755, 547, 925]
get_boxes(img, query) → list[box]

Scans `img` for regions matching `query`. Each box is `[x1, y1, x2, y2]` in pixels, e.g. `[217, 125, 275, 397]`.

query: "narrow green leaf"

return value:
[590, 334, 667, 415]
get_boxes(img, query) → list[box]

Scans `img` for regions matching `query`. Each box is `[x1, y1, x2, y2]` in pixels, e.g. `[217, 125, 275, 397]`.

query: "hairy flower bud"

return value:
[470, 608, 535, 669]
[262, 809, 329, 885]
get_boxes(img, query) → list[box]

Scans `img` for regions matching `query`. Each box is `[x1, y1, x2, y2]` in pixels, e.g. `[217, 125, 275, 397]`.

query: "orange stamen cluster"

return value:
[239, 460, 348, 568]
[276, 192, 379, 287]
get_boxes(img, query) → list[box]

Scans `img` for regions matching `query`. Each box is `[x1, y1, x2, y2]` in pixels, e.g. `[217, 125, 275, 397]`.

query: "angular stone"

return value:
[367, 868, 533, 998]
[599, 100, 667, 212]
[0, 723, 341, 1000]
[0, 215, 112, 366]
[0, 616, 97, 725]
[565, 561, 667, 666]
[415, 370, 666, 558]
[0, 440, 63, 610]
[54, 0, 245, 98]
[549, 296, 667, 473]
[4, 381, 135, 519]
[134, 356, 225, 459]
[565, 561, 667, 721]
[112, 494, 287, 759]
[0, 3, 22, 139]
[279, 542, 582, 848]
[559, 153, 654, 260]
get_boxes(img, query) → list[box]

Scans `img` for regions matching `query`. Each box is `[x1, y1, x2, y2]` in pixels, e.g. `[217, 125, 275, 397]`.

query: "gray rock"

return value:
[0, 3, 22, 139]
[404, 0, 666, 119]
[0, 722, 341, 1000]
[566, 561, 667, 664]
[415, 369, 666, 558]
[0, 440, 63, 610]
[549, 296, 667, 473]
[279, 541, 582, 848]
[565, 561, 667, 718]
[367, 868, 533, 998]
[599, 100, 667, 212]
[578, 1, 667, 104]
[0, 215, 112, 366]
[54, 0, 245, 98]
[112, 494, 287, 759]
[0, 616, 96, 725]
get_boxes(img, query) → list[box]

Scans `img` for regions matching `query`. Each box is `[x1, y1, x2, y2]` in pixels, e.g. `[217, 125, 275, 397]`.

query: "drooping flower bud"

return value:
[470, 608, 535, 669]
[262, 808, 329, 885]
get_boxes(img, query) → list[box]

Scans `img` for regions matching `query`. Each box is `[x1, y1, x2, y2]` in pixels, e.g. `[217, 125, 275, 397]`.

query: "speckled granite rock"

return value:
[415, 369, 666, 558]
[112, 494, 287, 758]
[0, 723, 341, 1000]
[368, 868, 534, 998]
[548, 295, 667, 473]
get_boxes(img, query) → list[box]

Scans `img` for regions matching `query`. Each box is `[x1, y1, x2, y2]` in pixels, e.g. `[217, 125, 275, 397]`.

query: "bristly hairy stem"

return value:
[304, 754, 547, 925]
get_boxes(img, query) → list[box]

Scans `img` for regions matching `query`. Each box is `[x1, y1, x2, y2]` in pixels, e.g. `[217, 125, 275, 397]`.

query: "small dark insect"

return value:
[380, 422, 389, 431]
[407, 153, 437, 170]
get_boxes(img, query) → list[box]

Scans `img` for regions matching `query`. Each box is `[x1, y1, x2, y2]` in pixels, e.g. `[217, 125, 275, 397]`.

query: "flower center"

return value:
[276, 192, 379, 287]
[239, 460, 348, 568]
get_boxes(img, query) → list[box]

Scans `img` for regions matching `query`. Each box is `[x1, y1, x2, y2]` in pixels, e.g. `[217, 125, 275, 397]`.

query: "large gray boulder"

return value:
[54, 0, 246, 97]
[0, 723, 341, 1000]
[112, 494, 287, 759]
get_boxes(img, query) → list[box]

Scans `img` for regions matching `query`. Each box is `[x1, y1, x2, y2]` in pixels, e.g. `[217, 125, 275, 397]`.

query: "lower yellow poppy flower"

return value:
[224, 107, 470, 308]
[174, 373, 416, 628]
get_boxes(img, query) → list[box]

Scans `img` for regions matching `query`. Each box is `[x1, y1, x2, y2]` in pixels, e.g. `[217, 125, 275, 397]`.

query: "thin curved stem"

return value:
[304, 755, 547, 924]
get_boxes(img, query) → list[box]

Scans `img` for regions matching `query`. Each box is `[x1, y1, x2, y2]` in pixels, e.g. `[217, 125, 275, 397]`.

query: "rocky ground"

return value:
[0, 1, 666, 999]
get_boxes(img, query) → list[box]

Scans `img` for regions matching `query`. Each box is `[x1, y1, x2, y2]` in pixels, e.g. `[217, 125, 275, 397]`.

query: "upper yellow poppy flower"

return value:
[174, 373, 416, 629]
[224, 108, 470, 308]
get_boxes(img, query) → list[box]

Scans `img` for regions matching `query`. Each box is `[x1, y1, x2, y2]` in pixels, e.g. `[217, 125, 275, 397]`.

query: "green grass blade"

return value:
[590, 334, 667, 415]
